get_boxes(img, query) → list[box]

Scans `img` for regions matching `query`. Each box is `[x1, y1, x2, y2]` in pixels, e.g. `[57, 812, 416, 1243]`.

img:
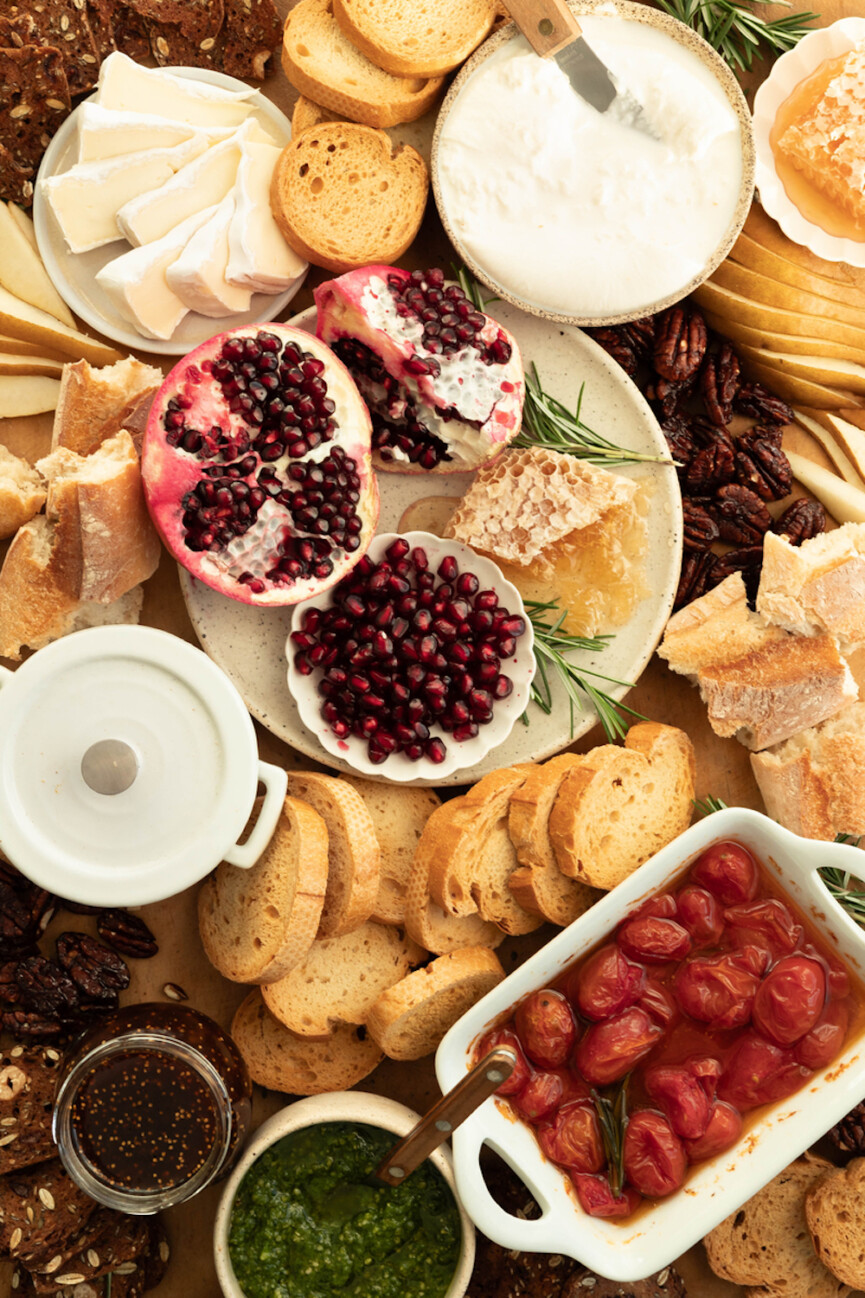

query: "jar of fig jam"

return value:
[53, 1004, 251, 1214]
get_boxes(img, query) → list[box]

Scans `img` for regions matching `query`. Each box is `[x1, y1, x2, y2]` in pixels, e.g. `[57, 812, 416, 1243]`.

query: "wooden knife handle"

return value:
[504, 0, 582, 56]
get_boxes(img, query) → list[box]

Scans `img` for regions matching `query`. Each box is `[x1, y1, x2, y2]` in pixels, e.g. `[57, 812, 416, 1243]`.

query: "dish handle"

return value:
[222, 762, 287, 868]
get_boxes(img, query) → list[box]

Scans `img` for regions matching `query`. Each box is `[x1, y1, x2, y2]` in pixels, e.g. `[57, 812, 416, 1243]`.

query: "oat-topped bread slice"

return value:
[333, 0, 497, 78]
[110, 2, 150, 58]
[3, 2, 100, 96]
[0, 1043, 63, 1174]
[147, 0, 281, 79]
[84, 0, 117, 60]
[29, 1211, 149, 1290]
[0, 141, 34, 205]
[0, 44, 70, 173]
[0, 1157, 99, 1261]
[124, 0, 224, 42]
[443, 447, 636, 568]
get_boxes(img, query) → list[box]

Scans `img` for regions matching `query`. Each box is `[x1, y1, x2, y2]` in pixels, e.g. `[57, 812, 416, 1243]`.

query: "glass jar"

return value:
[53, 1003, 252, 1214]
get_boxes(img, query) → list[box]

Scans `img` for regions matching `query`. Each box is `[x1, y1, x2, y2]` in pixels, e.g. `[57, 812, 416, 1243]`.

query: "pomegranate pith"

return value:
[315, 266, 524, 474]
[142, 325, 378, 607]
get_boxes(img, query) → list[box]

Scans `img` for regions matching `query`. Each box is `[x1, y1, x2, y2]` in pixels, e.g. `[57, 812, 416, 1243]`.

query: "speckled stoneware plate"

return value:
[180, 303, 682, 787]
[431, 1, 755, 328]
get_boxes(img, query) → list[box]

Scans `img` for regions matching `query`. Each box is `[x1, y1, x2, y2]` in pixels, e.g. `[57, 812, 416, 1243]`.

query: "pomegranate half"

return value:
[315, 266, 524, 473]
[142, 325, 378, 607]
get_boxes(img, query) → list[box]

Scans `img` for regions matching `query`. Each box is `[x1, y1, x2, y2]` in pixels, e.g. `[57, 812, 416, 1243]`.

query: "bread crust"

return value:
[758, 525, 865, 653]
[51, 358, 163, 458]
[659, 572, 785, 681]
[0, 443, 45, 539]
[339, 775, 440, 925]
[332, 0, 497, 79]
[404, 805, 503, 955]
[805, 1157, 865, 1289]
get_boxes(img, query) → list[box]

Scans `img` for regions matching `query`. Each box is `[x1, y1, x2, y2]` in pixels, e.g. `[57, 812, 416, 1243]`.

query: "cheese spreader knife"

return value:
[505, 0, 661, 140]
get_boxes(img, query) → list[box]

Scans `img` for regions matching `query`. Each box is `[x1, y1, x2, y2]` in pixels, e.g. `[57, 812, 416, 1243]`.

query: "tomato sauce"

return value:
[477, 840, 865, 1221]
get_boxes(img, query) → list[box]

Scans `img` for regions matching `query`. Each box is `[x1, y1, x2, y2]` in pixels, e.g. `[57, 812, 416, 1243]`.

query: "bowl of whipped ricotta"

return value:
[432, 1, 754, 325]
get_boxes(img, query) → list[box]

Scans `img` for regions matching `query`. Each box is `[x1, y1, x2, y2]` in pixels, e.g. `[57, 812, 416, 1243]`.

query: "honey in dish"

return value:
[771, 47, 865, 242]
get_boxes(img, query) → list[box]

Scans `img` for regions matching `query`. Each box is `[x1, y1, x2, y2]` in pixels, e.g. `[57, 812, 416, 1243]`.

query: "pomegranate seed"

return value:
[373, 632, 393, 657]
[391, 617, 409, 640]
[395, 724, 416, 745]
[407, 664, 426, 688]
[426, 738, 447, 764]
[497, 636, 517, 657]
[469, 689, 494, 721]
[349, 674, 370, 694]
[291, 631, 314, 649]
[386, 539, 411, 563]
[476, 661, 499, 684]
[419, 635, 439, 663]
[476, 643, 500, 666]
[450, 701, 470, 725]
[398, 594, 418, 616]
[399, 640, 420, 663]
[344, 594, 364, 618]
[360, 716, 379, 736]
[413, 609, 432, 632]
[294, 652, 312, 675]
[472, 610, 494, 633]
[454, 722, 480, 742]
[432, 619, 457, 641]
[375, 605, 394, 629]
[411, 547, 429, 572]
[332, 720, 350, 738]
[369, 668, 391, 690]
[302, 608, 322, 634]
[405, 743, 425, 761]
[475, 590, 498, 612]
[437, 555, 459, 582]
[309, 644, 327, 666]
[493, 674, 513, 699]
[446, 599, 471, 623]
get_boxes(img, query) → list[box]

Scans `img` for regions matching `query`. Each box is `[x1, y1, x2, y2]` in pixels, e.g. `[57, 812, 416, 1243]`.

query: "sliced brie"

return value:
[96, 207, 218, 340]
[226, 140, 308, 293]
[166, 196, 252, 317]
[117, 131, 245, 247]
[41, 134, 210, 254]
[77, 103, 195, 162]
[95, 51, 254, 127]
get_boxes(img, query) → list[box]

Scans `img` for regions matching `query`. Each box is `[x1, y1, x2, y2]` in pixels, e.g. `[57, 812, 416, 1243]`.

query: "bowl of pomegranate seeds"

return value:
[286, 531, 535, 780]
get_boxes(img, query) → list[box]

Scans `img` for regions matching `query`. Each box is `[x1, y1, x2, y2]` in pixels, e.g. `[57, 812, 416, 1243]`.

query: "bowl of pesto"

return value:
[214, 1091, 476, 1298]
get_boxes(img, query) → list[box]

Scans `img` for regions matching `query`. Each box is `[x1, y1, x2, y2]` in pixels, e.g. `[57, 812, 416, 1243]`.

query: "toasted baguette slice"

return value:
[261, 921, 422, 1037]
[757, 525, 865, 654]
[704, 1154, 847, 1298]
[805, 1158, 865, 1290]
[0, 444, 45, 540]
[405, 847, 504, 955]
[339, 775, 440, 925]
[281, 0, 445, 128]
[51, 358, 163, 458]
[231, 990, 383, 1094]
[271, 122, 428, 274]
[197, 795, 328, 985]
[285, 771, 379, 938]
[549, 723, 696, 890]
[291, 94, 344, 137]
[332, 0, 497, 78]
[507, 754, 602, 927]
[366, 947, 505, 1061]
[658, 572, 786, 681]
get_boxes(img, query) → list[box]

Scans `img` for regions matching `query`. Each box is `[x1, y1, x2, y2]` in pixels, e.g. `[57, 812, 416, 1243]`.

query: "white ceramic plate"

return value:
[753, 18, 865, 267]
[180, 302, 682, 786]
[33, 67, 307, 356]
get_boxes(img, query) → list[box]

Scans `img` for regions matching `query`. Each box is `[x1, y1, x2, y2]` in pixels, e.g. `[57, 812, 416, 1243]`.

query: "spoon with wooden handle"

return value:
[374, 1046, 516, 1186]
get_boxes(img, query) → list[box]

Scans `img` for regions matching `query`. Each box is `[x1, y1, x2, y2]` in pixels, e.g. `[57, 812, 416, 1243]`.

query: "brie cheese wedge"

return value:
[95, 51, 255, 128]
[77, 103, 195, 163]
[226, 140, 308, 293]
[166, 196, 252, 317]
[117, 131, 245, 247]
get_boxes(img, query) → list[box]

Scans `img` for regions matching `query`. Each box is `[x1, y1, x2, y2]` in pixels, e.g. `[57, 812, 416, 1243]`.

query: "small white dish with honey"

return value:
[754, 17, 865, 266]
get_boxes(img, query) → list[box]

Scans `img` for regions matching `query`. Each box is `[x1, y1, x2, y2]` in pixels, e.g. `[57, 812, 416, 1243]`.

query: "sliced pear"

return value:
[6, 202, 38, 252]
[711, 260, 865, 331]
[786, 449, 865, 524]
[693, 281, 865, 353]
[701, 310, 865, 367]
[739, 354, 857, 410]
[0, 331, 67, 360]
[0, 375, 60, 416]
[743, 204, 865, 291]
[729, 231, 865, 311]
[0, 205, 76, 329]
[0, 352, 63, 377]
[0, 285, 123, 367]
[734, 344, 865, 396]
[807, 410, 865, 485]
[794, 409, 865, 488]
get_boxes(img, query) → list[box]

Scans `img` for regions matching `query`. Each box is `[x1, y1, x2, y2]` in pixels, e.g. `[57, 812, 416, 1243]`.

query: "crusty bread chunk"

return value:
[752, 701, 865, 840]
[704, 1154, 849, 1298]
[0, 443, 45, 539]
[281, 0, 445, 128]
[51, 358, 163, 458]
[805, 1158, 865, 1290]
[444, 447, 636, 569]
[231, 990, 383, 1094]
[291, 94, 344, 138]
[659, 572, 786, 681]
[271, 122, 428, 274]
[757, 525, 865, 653]
[285, 771, 379, 938]
[366, 947, 505, 1061]
[261, 920, 422, 1037]
[333, 0, 497, 78]
[405, 838, 504, 956]
[548, 723, 695, 891]
[340, 776, 440, 925]
[197, 795, 328, 985]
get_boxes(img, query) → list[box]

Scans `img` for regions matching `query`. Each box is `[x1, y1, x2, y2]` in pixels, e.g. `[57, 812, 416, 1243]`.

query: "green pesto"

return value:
[228, 1121, 462, 1298]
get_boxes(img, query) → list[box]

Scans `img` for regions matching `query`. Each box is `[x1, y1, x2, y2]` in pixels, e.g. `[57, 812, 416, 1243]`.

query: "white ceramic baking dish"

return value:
[436, 808, 865, 1282]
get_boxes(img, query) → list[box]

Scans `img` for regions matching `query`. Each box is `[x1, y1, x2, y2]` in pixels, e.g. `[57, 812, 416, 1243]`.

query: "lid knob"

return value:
[81, 740, 139, 796]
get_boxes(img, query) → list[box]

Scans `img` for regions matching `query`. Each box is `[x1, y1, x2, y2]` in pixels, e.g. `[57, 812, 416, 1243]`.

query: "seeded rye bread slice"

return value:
[29, 1212, 149, 1291]
[507, 754, 602, 927]
[261, 920, 424, 1037]
[0, 1043, 63, 1174]
[805, 1157, 865, 1290]
[332, 0, 497, 78]
[365, 946, 505, 1061]
[231, 988, 383, 1094]
[147, 0, 282, 80]
[122, 0, 223, 44]
[0, 142, 34, 206]
[1, 3, 99, 97]
[198, 794, 329, 985]
[704, 1154, 850, 1298]
[0, 44, 70, 175]
[22, 1203, 120, 1278]
[548, 723, 696, 891]
[0, 1158, 99, 1262]
[285, 771, 379, 937]
[339, 775, 441, 925]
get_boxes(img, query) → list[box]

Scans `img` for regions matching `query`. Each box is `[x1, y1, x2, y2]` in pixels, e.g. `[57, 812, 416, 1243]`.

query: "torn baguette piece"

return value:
[757, 524, 865, 653]
[51, 357, 163, 458]
[0, 444, 45, 539]
[658, 572, 786, 680]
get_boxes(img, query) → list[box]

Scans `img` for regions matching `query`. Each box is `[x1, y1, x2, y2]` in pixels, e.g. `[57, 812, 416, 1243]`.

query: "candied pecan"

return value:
[622, 315, 655, 356]
[57, 899, 102, 916]
[588, 327, 637, 377]
[700, 343, 740, 426]
[15, 956, 79, 1019]
[748, 421, 784, 447]
[0, 959, 21, 1008]
[711, 546, 764, 604]
[682, 499, 720, 551]
[660, 416, 695, 473]
[709, 484, 772, 545]
[690, 415, 734, 449]
[56, 933, 130, 1000]
[0, 882, 51, 956]
[0, 1010, 63, 1039]
[735, 431, 794, 501]
[97, 910, 158, 959]
[773, 498, 826, 545]
[734, 381, 793, 426]
[685, 439, 735, 494]
[648, 374, 693, 419]
[831, 1100, 865, 1159]
[653, 305, 708, 381]
[673, 550, 717, 610]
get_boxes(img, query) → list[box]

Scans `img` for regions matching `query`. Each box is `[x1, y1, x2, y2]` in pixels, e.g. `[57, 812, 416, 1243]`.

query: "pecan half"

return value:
[660, 416, 695, 474]
[674, 550, 717, 610]
[711, 546, 764, 604]
[682, 499, 720, 551]
[700, 343, 740, 426]
[0, 883, 51, 957]
[709, 484, 772, 545]
[648, 375, 693, 419]
[734, 381, 793, 426]
[773, 498, 826, 545]
[56, 934, 130, 1000]
[621, 316, 655, 356]
[684, 439, 735, 494]
[735, 432, 794, 501]
[588, 327, 637, 377]
[0, 1010, 63, 1039]
[96, 910, 157, 959]
[15, 957, 79, 1020]
[653, 306, 708, 381]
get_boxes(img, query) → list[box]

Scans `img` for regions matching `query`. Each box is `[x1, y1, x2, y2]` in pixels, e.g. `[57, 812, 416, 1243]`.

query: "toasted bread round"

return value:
[197, 795, 328, 985]
[806, 1158, 865, 1289]
[231, 990, 383, 1094]
[261, 920, 423, 1038]
[366, 947, 505, 1061]
[271, 122, 428, 274]
[339, 775, 441, 925]
[291, 94, 344, 139]
[332, 0, 497, 78]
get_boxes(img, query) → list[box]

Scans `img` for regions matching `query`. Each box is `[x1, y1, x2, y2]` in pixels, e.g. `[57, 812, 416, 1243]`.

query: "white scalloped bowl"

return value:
[753, 17, 865, 266]
[285, 531, 535, 782]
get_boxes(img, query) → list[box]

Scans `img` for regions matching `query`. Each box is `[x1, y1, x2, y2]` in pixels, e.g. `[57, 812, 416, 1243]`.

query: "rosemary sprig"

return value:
[524, 599, 646, 742]
[655, 0, 819, 73]
[693, 794, 729, 816]
[820, 834, 865, 926]
[592, 1076, 629, 1199]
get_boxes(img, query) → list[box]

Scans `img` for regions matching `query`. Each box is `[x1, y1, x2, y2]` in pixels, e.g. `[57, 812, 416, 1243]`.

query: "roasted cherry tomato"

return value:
[574, 1174, 642, 1218]
[559, 1067, 592, 1107]
[673, 948, 764, 1030]
[515, 989, 577, 1070]
[644, 1058, 720, 1139]
[638, 978, 680, 1030]
[691, 842, 758, 906]
[623, 1110, 687, 1198]
[676, 886, 724, 948]
[634, 893, 678, 920]
[752, 954, 826, 1047]
[793, 1000, 849, 1070]
[537, 1102, 604, 1174]
[575, 1007, 663, 1086]
[617, 915, 692, 964]
[688, 1055, 723, 1099]
[724, 899, 803, 960]
[476, 1027, 532, 1097]
[568, 944, 645, 1023]
[717, 1031, 812, 1108]
[684, 1101, 743, 1162]
[513, 1070, 564, 1123]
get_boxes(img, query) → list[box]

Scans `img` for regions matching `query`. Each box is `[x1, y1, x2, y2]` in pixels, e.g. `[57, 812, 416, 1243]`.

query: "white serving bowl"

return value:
[436, 808, 865, 1282]
[214, 1091, 476, 1298]
[285, 531, 535, 782]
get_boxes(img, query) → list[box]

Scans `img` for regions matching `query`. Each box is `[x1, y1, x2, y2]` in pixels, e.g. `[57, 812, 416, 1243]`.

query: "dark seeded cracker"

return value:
[30, 1213, 150, 1291]
[124, 0, 221, 42]
[0, 44, 70, 173]
[0, 1157, 98, 1261]
[0, 1043, 64, 1175]
[148, 0, 279, 79]
[83, 0, 116, 59]
[23, 1203, 121, 1274]
[110, 2, 149, 57]
[3, 2, 99, 96]
[0, 139, 33, 204]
